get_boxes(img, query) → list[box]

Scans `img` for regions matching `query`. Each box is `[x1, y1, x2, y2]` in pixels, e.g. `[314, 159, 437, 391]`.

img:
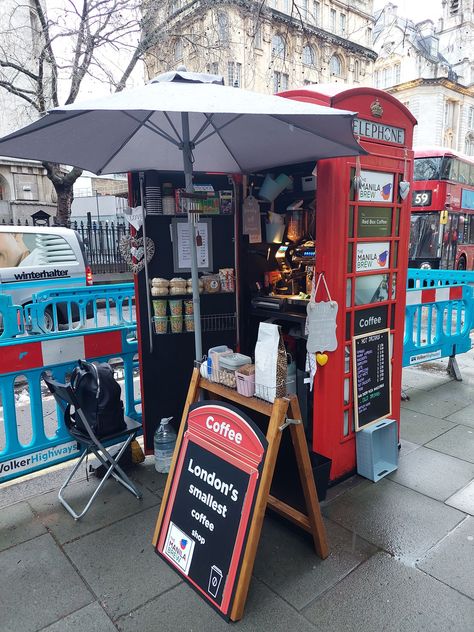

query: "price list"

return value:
[352, 328, 391, 430]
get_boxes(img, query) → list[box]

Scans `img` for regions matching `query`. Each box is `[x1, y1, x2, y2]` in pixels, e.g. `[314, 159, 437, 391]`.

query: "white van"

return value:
[0, 225, 93, 329]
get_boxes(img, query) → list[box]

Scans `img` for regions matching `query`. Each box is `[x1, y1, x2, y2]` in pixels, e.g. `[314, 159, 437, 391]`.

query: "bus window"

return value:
[470, 216, 474, 244]
[409, 213, 440, 260]
[470, 164, 474, 186]
[413, 157, 442, 181]
[459, 160, 470, 184]
[440, 157, 452, 180]
[459, 215, 468, 243]
[449, 159, 460, 182]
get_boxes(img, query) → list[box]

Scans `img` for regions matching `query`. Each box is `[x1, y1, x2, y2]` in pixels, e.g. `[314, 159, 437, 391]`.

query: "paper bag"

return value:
[255, 323, 288, 402]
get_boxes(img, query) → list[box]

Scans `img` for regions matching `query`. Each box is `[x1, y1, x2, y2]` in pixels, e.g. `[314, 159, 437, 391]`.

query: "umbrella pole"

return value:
[182, 112, 203, 362]
[139, 171, 153, 354]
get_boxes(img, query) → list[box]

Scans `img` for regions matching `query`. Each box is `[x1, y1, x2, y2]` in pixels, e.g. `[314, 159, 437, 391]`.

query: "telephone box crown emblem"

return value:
[370, 98, 383, 118]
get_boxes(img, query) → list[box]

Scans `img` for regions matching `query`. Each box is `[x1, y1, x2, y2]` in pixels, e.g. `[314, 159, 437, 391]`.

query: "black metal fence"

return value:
[0, 217, 129, 274]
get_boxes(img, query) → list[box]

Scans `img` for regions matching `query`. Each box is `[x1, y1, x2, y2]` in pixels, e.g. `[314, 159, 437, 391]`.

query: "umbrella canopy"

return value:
[0, 69, 366, 361]
[0, 70, 364, 174]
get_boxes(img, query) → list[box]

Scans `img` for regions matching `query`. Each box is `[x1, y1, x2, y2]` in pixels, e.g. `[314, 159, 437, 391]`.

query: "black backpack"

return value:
[68, 360, 126, 437]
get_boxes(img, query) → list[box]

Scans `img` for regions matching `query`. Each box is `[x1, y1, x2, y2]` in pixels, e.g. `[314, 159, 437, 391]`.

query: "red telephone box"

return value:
[280, 87, 416, 481]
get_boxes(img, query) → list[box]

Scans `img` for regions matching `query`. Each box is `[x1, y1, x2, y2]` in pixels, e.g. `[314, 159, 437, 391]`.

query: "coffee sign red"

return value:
[155, 401, 267, 618]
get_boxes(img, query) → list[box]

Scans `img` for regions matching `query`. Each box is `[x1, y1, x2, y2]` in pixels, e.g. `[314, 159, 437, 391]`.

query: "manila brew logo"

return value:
[356, 243, 390, 272]
[164, 522, 195, 575]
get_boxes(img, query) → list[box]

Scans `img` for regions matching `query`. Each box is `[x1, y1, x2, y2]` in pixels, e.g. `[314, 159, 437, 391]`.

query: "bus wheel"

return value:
[457, 257, 466, 271]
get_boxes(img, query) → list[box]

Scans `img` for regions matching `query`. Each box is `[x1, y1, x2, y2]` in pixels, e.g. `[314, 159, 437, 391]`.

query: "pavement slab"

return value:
[129, 459, 167, 497]
[388, 446, 474, 501]
[446, 402, 474, 428]
[425, 424, 474, 463]
[418, 517, 474, 600]
[40, 602, 117, 632]
[27, 474, 159, 545]
[64, 506, 181, 620]
[401, 368, 450, 391]
[252, 514, 378, 610]
[0, 501, 46, 552]
[0, 533, 93, 632]
[446, 480, 474, 515]
[115, 577, 317, 632]
[401, 386, 469, 418]
[322, 478, 465, 563]
[400, 409, 456, 445]
[302, 552, 474, 632]
[398, 438, 421, 458]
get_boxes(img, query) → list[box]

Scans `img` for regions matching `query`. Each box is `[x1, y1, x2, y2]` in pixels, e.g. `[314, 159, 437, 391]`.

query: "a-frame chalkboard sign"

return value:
[152, 368, 328, 622]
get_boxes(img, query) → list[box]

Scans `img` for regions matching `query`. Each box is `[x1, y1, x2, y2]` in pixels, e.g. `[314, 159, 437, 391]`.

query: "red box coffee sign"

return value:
[155, 401, 268, 618]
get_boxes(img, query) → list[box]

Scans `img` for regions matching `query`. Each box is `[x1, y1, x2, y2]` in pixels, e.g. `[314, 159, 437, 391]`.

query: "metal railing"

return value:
[1, 216, 129, 274]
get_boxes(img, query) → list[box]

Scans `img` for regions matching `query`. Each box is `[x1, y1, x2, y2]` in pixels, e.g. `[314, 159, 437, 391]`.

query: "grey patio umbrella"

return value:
[0, 68, 365, 360]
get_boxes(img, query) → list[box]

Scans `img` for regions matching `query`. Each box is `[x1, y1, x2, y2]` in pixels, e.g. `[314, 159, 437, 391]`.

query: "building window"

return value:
[272, 34, 286, 59]
[254, 23, 262, 49]
[444, 99, 456, 128]
[354, 60, 360, 82]
[174, 39, 183, 62]
[330, 9, 336, 32]
[313, 1, 320, 25]
[339, 13, 346, 34]
[228, 62, 242, 87]
[302, 45, 315, 66]
[374, 69, 381, 88]
[468, 106, 474, 129]
[217, 12, 229, 45]
[382, 66, 392, 87]
[394, 63, 401, 84]
[450, 0, 459, 15]
[298, 0, 308, 19]
[466, 134, 474, 156]
[281, 0, 289, 12]
[367, 27, 372, 45]
[329, 54, 342, 76]
[207, 62, 219, 75]
[273, 71, 289, 93]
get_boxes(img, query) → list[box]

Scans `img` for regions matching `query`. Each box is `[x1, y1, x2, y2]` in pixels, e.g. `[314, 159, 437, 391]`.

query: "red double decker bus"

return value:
[409, 148, 474, 270]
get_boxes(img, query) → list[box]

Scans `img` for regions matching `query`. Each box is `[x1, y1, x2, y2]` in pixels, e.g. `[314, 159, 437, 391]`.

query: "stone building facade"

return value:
[372, 1, 474, 153]
[0, 158, 57, 224]
[145, 0, 377, 93]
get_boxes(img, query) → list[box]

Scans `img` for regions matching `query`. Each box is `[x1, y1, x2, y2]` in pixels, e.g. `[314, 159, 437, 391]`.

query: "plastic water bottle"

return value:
[154, 417, 176, 473]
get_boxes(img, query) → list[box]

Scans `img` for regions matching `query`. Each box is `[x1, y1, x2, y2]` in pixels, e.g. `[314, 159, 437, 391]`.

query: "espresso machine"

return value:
[273, 239, 316, 298]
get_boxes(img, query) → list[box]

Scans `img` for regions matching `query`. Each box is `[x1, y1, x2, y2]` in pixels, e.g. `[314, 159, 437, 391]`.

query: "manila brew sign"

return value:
[155, 401, 267, 618]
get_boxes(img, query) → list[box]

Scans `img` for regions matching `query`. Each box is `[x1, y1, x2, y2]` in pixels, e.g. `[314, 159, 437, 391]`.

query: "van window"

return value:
[0, 231, 77, 268]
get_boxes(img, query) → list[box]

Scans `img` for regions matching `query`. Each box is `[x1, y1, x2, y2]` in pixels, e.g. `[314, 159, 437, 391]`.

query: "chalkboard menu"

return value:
[155, 401, 267, 619]
[352, 328, 392, 430]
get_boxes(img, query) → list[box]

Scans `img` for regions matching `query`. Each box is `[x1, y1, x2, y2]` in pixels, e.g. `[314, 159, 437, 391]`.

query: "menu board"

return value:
[155, 402, 267, 619]
[352, 328, 391, 430]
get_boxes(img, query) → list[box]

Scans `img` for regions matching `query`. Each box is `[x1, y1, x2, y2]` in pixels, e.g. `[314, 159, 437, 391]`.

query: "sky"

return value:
[373, 0, 443, 24]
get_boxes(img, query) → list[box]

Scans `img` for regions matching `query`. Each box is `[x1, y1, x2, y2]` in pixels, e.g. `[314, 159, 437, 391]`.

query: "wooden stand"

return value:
[153, 368, 328, 622]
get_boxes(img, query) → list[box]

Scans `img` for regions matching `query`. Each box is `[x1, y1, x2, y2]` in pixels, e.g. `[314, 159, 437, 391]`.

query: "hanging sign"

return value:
[123, 205, 144, 231]
[242, 195, 262, 243]
[171, 218, 213, 272]
[155, 402, 267, 619]
[352, 328, 392, 431]
[306, 272, 338, 354]
[356, 242, 390, 272]
[358, 170, 394, 203]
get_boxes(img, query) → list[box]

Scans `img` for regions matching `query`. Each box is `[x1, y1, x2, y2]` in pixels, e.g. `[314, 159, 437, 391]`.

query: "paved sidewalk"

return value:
[1, 361, 473, 632]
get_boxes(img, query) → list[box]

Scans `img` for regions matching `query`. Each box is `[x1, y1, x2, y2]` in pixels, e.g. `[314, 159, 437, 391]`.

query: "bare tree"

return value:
[0, 0, 163, 225]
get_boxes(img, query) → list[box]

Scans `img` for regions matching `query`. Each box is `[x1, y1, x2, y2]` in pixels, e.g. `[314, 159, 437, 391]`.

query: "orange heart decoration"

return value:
[316, 353, 328, 366]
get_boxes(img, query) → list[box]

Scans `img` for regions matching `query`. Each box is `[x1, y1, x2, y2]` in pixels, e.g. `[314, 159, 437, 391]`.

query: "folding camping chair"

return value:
[43, 373, 143, 520]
